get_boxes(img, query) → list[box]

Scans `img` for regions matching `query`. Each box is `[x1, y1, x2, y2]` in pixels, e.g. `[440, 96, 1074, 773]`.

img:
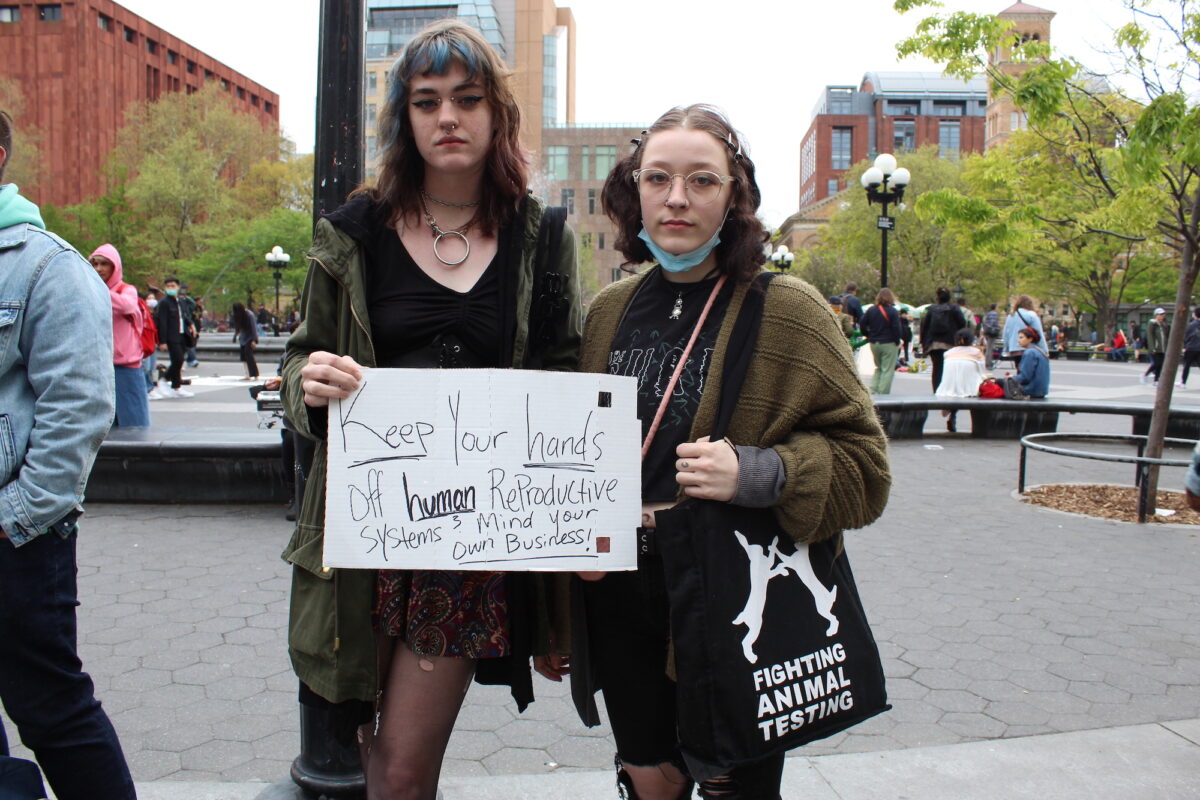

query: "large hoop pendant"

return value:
[432, 230, 470, 266]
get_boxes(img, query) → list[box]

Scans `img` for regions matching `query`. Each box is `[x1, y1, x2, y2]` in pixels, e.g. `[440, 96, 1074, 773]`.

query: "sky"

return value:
[116, 0, 1139, 227]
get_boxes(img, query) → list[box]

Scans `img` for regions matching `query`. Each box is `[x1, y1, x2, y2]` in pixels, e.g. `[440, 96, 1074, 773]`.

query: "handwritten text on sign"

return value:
[324, 369, 640, 571]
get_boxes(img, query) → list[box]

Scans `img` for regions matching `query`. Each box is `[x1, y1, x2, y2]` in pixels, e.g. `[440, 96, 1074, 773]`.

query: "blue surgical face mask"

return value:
[637, 222, 724, 273]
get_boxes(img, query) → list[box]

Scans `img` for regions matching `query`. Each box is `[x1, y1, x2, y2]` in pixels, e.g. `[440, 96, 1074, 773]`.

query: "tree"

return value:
[110, 82, 280, 263]
[897, 0, 1200, 512]
[175, 207, 312, 318]
[806, 146, 982, 306]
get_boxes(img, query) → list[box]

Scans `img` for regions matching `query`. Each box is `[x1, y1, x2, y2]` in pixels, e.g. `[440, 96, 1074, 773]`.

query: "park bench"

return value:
[872, 395, 1200, 440]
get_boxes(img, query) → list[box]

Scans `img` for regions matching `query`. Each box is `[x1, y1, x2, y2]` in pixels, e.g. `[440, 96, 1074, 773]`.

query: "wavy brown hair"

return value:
[601, 105, 768, 282]
[0, 110, 12, 183]
[361, 20, 526, 235]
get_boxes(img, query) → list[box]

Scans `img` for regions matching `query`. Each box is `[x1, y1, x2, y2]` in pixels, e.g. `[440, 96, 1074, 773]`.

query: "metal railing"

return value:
[1018, 432, 1196, 523]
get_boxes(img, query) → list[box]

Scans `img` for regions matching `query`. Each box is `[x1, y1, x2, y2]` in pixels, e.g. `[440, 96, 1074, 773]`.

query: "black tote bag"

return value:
[655, 274, 890, 780]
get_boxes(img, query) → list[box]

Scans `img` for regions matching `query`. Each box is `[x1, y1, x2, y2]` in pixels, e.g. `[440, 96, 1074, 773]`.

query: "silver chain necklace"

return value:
[420, 194, 475, 267]
[421, 188, 480, 209]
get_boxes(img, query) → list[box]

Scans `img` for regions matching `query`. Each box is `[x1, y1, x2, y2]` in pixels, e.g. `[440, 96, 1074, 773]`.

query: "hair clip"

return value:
[725, 132, 744, 162]
[630, 137, 642, 147]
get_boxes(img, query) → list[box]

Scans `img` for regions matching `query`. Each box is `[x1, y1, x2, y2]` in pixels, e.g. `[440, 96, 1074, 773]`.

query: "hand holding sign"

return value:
[301, 351, 363, 407]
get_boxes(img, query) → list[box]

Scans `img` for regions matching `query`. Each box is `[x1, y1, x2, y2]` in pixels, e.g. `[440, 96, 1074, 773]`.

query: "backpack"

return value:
[137, 296, 158, 358]
[928, 305, 957, 338]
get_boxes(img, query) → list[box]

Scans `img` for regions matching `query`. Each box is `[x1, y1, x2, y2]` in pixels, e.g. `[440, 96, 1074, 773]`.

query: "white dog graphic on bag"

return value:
[732, 531, 839, 664]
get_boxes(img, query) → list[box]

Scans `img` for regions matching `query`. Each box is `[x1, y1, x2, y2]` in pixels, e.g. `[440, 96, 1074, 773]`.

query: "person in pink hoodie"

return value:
[89, 244, 150, 427]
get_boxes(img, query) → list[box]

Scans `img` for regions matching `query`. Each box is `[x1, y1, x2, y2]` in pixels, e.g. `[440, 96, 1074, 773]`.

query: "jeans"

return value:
[141, 353, 157, 392]
[164, 339, 185, 389]
[113, 365, 150, 427]
[240, 343, 259, 378]
[0, 530, 136, 800]
[1150, 352, 1165, 383]
[1182, 351, 1200, 384]
[868, 342, 899, 394]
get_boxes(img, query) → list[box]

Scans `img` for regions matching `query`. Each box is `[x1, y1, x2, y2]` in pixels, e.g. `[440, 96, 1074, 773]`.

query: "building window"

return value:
[167, 50, 177, 65]
[827, 178, 839, 196]
[367, 72, 378, 93]
[800, 133, 816, 185]
[580, 146, 590, 182]
[887, 101, 919, 116]
[250, 93, 259, 107]
[593, 145, 617, 180]
[236, 87, 245, 100]
[0, 6, 19, 22]
[933, 102, 964, 116]
[1010, 110, 1027, 131]
[264, 101, 273, 114]
[546, 146, 569, 181]
[587, 188, 597, 215]
[892, 120, 916, 152]
[146, 39, 158, 55]
[938, 121, 961, 160]
[599, 232, 605, 250]
[367, 103, 377, 129]
[827, 88, 853, 114]
[542, 34, 558, 125]
[124, 25, 136, 43]
[830, 127, 852, 170]
[97, 12, 111, 30]
[38, 4, 62, 21]
[220, 78, 229, 91]
[186, 59, 196, 74]
[560, 188, 575, 215]
[366, 135, 378, 162]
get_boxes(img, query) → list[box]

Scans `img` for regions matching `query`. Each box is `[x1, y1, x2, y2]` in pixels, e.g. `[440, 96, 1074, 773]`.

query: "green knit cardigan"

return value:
[579, 269, 892, 543]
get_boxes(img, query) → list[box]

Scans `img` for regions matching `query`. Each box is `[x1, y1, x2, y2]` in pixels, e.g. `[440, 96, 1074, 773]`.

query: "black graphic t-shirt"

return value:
[608, 270, 733, 502]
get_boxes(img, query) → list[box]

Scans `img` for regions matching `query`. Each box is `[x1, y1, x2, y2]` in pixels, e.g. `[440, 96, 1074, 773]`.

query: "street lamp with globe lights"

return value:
[264, 245, 291, 331]
[860, 153, 911, 289]
[770, 244, 795, 273]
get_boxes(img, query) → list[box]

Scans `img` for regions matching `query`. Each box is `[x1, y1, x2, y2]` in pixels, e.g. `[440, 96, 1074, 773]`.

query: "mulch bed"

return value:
[1021, 484, 1200, 524]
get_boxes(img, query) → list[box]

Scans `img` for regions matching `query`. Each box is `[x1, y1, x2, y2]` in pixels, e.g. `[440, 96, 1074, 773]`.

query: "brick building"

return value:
[540, 124, 642, 289]
[0, 0, 278, 207]
[796, 71, 987, 210]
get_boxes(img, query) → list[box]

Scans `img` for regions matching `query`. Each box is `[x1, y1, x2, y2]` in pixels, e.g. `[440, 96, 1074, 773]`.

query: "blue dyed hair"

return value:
[365, 19, 527, 234]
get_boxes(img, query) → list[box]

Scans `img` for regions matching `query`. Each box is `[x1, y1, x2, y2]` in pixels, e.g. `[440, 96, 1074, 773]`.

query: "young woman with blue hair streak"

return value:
[280, 19, 581, 799]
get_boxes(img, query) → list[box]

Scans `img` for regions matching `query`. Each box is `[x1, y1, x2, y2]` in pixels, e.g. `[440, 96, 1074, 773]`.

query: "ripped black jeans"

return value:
[584, 553, 785, 799]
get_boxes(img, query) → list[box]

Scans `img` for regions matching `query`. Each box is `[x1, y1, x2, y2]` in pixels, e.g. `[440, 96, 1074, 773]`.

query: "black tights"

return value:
[586, 557, 786, 800]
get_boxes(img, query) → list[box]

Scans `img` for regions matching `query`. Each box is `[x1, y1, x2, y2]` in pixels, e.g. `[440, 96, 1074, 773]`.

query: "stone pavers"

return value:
[3, 357, 1198, 786]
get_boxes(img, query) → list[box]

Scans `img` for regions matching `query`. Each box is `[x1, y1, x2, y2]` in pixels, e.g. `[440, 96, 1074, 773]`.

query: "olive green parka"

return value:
[281, 195, 581, 704]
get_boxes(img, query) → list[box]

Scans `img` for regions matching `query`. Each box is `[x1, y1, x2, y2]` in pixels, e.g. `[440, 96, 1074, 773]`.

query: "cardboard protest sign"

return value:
[324, 368, 640, 571]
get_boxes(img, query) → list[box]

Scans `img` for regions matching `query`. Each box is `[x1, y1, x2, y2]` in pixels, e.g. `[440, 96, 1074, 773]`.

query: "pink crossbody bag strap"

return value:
[640, 275, 728, 459]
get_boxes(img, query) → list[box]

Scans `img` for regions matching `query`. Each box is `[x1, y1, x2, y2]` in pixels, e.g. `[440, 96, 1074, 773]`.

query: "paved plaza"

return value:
[4, 358, 1200, 798]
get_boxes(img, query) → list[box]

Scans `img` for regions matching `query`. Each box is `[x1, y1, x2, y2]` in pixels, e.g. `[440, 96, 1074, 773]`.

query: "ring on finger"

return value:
[680, 460, 690, 470]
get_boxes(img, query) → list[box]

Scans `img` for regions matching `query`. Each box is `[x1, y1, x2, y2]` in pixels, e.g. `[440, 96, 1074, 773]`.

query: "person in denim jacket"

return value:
[0, 111, 135, 800]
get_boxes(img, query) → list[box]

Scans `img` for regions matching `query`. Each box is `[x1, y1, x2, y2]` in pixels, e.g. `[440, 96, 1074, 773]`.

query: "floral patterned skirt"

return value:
[374, 569, 510, 659]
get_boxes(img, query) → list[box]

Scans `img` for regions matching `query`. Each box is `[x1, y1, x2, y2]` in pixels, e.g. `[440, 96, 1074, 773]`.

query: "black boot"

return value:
[697, 753, 784, 799]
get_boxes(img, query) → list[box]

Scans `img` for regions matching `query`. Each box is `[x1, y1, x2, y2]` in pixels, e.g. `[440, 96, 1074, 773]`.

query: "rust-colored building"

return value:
[0, 0, 278, 206]
[797, 71, 987, 210]
[986, 2, 1056, 150]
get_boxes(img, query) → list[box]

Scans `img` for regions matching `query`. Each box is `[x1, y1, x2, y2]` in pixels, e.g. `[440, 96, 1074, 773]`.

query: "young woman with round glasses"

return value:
[567, 104, 891, 799]
[280, 20, 581, 799]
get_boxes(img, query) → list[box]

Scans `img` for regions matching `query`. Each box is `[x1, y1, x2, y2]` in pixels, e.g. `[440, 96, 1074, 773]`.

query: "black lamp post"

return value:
[953, 282, 965, 304]
[859, 153, 911, 289]
[265, 245, 290, 332]
[770, 244, 795, 273]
